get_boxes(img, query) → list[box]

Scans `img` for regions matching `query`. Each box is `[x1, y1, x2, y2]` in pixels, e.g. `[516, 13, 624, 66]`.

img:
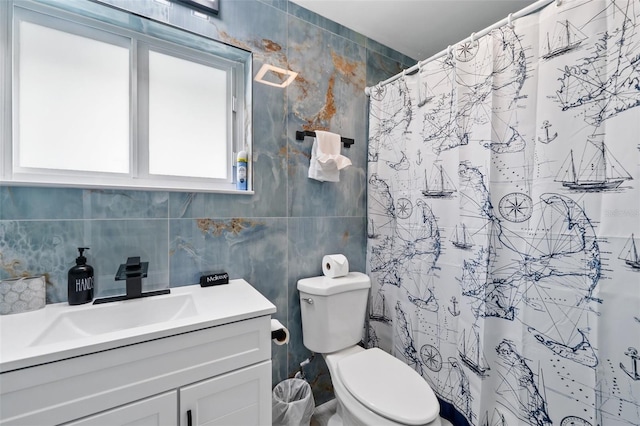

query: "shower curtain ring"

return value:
[556, 0, 562, 6]
[470, 32, 477, 45]
[447, 45, 452, 58]
[507, 13, 514, 29]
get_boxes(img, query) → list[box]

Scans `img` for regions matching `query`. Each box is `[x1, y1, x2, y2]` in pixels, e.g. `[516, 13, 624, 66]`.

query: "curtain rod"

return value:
[365, 0, 557, 95]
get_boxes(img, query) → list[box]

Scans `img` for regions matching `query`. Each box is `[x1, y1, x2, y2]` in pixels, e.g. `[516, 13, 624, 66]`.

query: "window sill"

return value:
[0, 177, 254, 195]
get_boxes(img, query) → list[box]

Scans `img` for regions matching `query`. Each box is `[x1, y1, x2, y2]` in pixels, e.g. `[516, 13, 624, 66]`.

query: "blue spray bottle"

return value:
[236, 150, 248, 190]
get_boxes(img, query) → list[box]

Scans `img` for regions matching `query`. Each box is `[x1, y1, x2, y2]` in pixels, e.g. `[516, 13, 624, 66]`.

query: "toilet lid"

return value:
[336, 348, 439, 425]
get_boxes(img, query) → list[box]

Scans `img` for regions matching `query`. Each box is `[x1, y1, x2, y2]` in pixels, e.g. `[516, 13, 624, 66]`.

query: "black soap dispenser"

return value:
[68, 247, 94, 305]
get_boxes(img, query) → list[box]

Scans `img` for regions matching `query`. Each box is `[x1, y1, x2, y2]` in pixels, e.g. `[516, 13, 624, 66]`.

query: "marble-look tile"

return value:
[287, 216, 366, 403]
[257, 0, 288, 13]
[96, 0, 288, 72]
[366, 37, 417, 66]
[0, 218, 168, 301]
[305, 354, 334, 406]
[286, 14, 367, 218]
[0, 220, 84, 303]
[207, 0, 287, 62]
[0, 186, 84, 220]
[169, 216, 289, 386]
[82, 189, 169, 219]
[287, 14, 367, 130]
[0, 187, 169, 220]
[39, 0, 158, 31]
[169, 216, 287, 298]
[366, 49, 410, 88]
[86, 219, 169, 298]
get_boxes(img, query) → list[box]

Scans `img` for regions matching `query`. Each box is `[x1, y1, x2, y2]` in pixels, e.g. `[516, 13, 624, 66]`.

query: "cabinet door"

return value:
[65, 391, 177, 426]
[180, 361, 271, 426]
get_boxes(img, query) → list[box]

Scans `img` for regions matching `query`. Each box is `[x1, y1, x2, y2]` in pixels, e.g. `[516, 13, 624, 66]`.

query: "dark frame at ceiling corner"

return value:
[174, 0, 219, 16]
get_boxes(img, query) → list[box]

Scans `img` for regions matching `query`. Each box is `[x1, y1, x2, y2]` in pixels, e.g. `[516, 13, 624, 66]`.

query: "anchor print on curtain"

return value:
[366, 1, 640, 425]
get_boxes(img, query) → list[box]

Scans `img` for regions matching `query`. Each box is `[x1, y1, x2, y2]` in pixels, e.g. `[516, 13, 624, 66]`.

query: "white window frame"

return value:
[1, 0, 252, 193]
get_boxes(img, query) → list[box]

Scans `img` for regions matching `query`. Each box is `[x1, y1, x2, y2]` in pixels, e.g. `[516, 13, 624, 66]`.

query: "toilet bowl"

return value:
[297, 272, 443, 426]
[325, 346, 442, 426]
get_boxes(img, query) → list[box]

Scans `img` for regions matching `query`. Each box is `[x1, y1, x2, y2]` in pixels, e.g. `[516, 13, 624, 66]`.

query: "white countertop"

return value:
[0, 279, 276, 373]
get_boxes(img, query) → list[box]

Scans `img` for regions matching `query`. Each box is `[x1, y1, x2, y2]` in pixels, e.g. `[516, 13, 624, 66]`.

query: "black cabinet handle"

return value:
[187, 409, 193, 426]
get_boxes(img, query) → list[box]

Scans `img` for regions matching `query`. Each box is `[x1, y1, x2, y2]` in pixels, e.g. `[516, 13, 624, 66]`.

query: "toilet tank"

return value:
[297, 272, 371, 353]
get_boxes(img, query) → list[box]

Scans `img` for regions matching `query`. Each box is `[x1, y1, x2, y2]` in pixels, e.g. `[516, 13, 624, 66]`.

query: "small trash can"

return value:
[272, 378, 315, 426]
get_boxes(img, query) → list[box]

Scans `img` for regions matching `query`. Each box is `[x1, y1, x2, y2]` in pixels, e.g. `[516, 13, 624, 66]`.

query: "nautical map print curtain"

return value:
[366, 1, 639, 425]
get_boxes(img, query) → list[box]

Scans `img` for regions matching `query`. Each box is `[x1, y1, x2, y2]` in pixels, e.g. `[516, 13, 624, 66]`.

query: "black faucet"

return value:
[93, 256, 169, 304]
[119, 256, 146, 299]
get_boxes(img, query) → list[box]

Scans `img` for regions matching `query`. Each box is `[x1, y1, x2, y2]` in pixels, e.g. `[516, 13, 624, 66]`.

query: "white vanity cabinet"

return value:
[65, 392, 178, 426]
[0, 280, 276, 426]
[66, 361, 271, 426]
[179, 361, 271, 426]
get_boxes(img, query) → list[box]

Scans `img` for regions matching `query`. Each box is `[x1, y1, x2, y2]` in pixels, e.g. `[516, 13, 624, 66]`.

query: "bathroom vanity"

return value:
[0, 280, 276, 425]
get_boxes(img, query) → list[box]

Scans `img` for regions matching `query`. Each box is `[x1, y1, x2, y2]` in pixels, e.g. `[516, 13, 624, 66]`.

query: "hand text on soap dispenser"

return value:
[68, 247, 94, 305]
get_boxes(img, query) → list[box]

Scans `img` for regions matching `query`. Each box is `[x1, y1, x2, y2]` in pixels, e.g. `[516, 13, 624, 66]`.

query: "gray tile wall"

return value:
[0, 0, 414, 404]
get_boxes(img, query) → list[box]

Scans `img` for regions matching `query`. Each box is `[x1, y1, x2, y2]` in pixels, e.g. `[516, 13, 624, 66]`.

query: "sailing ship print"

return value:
[542, 20, 587, 60]
[417, 79, 435, 107]
[619, 234, 640, 269]
[480, 409, 507, 426]
[368, 219, 379, 239]
[370, 291, 391, 323]
[422, 165, 456, 197]
[459, 328, 490, 377]
[555, 137, 633, 191]
[451, 223, 474, 250]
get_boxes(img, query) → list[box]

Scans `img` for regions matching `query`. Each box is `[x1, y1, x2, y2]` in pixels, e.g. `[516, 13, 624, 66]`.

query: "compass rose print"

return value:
[396, 198, 413, 219]
[456, 40, 479, 62]
[560, 416, 592, 426]
[498, 192, 533, 222]
[420, 344, 443, 372]
[371, 84, 386, 101]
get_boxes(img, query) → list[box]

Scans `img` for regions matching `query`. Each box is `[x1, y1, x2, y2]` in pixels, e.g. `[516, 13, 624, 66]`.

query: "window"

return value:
[1, 1, 252, 193]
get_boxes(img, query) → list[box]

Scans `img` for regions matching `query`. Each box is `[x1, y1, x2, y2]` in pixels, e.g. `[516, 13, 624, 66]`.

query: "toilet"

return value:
[297, 272, 442, 426]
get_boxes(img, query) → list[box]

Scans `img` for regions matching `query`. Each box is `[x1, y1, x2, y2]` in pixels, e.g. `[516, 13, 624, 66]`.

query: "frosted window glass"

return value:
[18, 21, 130, 174]
[5, 2, 251, 193]
[148, 51, 228, 179]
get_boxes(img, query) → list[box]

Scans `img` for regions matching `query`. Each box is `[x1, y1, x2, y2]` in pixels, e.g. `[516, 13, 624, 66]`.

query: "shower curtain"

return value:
[366, 1, 639, 425]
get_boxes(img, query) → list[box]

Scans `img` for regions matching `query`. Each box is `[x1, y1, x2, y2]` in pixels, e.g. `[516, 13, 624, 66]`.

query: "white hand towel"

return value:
[308, 130, 352, 182]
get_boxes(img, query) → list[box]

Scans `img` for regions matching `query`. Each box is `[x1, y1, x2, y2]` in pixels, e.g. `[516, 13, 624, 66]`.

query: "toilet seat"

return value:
[336, 348, 440, 425]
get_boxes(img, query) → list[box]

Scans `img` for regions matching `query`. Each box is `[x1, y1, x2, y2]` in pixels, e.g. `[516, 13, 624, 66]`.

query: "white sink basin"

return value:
[0, 280, 277, 373]
[31, 293, 197, 346]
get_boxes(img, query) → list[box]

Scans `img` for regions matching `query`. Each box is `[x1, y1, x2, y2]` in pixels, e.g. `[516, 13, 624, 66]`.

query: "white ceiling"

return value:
[290, 0, 539, 61]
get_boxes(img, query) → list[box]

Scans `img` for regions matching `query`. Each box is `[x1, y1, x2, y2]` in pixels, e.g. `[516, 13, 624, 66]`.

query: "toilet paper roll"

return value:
[322, 254, 349, 278]
[271, 319, 290, 345]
